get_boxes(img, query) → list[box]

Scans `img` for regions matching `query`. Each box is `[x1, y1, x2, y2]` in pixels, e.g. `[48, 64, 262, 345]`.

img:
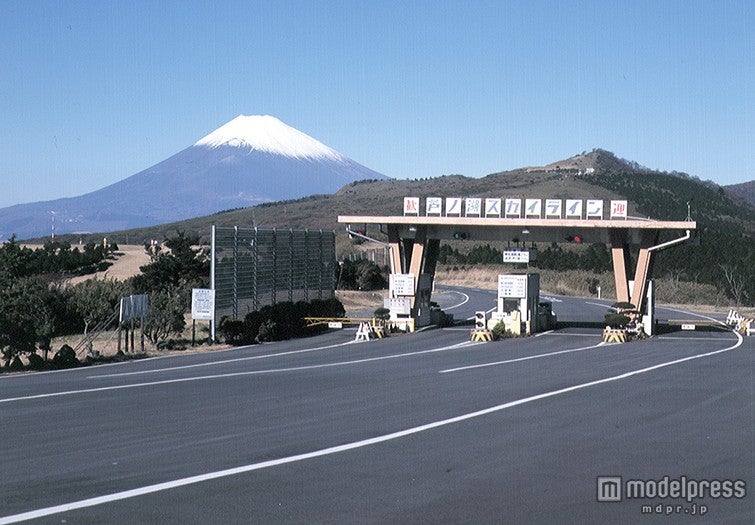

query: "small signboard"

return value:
[485, 198, 502, 217]
[610, 200, 628, 219]
[191, 288, 215, 321]
[385, 297, 411, 315]
[389, 274, 415, 297]
[503, 250, 530, 263]
[120, 294, 149, 323]
[328, 321, 344, 329]
[498, 275, 527, 298]
[445, 197, 462, 216]
[426, 197, 442, 215]
[403, 197, 420, 215]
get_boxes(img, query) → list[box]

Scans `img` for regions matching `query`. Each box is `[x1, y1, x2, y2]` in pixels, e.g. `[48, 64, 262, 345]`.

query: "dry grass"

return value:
[50, 313, 231, 361]
[68, 244, 151, 284]
[435, 264, 753, 316]
[336, 289, 388, 317]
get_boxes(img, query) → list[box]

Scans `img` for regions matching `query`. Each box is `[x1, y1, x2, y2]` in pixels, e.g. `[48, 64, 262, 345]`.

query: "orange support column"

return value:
[386, 224, 405, 274]
[610, 230, 631, 303]
[630, 230, 659, 314]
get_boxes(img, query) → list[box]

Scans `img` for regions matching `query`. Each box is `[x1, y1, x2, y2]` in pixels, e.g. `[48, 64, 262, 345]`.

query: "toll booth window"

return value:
[502, 299, 520, 312]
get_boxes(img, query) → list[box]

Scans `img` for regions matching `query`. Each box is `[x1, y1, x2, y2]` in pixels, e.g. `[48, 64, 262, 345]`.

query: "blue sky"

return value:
[1, 0, 753, 208]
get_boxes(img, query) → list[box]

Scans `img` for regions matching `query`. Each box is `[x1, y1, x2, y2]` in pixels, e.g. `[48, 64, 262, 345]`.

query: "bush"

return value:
[491, 321, 516, 340]
[52, 344, 78, 369]
[27, 352, 46, 371]
[218, 297, 347, 346]
[604, 313, 630, 328]
[374, 307, 390, 320]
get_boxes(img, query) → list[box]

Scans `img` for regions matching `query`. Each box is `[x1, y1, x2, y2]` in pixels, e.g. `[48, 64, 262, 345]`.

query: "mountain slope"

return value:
[724, 180, 755, 208]
[0, 115, 387, 240]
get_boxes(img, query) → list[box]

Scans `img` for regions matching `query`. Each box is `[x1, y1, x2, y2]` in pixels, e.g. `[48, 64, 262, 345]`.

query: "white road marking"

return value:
[585, 301, 612, 309]
[439, 342, 609, 373]
[439, 290, 470, 310]
[657, 336, 732, 340]
[0, 341, 480, 404]
[538, 332, 602, 337]
[0, 332, 743, 524]
[89, 340, 357, 378]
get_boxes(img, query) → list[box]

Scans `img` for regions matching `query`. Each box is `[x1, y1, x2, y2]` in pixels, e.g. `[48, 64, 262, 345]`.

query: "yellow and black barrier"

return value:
[470, 329, 493, 342]
[602, 327, 628, 343]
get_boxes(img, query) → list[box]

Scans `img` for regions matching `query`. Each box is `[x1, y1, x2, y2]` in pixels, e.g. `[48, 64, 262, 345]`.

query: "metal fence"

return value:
[211, 226, 337, 321]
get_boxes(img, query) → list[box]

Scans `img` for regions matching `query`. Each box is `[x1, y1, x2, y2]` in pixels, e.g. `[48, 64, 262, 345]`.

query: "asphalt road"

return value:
[0, 288, 752, 524]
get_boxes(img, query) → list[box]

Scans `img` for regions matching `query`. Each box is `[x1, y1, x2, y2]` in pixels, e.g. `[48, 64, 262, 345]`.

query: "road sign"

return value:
[503, 250, 530, 263]
[498, 275, 527, 298]
[191, 288, 215, 321]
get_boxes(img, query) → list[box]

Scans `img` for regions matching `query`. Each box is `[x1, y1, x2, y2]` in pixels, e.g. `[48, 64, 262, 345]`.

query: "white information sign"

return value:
[545, 199, 562, 218]
[465, 198, 482, 216]
[505, 198, 522, 217]
[503, 250, 531, 263]
[390, 274, 415, 296]
[610, 200, 628, 219]
[485, 198, 502, 217]
[525, 199, 542, 217]
[426, 197, 442, 215]
[565, 199, 583, 218]
[191, 288, 215, 321]
[403, 197, 420, 215]
[586, 199, 604, 219]
[445, 197, 462, 215]
[385, 297, 411, 315]
[498, 275, 527, 298]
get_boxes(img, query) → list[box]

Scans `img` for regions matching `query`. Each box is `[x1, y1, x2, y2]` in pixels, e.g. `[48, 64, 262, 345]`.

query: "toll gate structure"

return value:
[339, 197, 696, 330]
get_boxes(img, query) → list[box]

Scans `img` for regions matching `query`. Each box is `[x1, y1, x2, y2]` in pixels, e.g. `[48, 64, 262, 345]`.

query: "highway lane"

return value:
[0, 291, 752, 523]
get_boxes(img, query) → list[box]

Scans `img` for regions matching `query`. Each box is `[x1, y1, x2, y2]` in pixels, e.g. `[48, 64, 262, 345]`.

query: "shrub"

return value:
[219, 297, 347, 346]
[604, 313, 630, 328]
[491, 321, 515, 340]
[374, 307, 390, 320]
[27, 352, 46, 371]
[52, 344, 78, 369]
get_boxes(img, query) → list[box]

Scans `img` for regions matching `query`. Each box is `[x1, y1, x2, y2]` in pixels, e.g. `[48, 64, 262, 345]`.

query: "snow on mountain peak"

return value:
[194, 115, 346, 161]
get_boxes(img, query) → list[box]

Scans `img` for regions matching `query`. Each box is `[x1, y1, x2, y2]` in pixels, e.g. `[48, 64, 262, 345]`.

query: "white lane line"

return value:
[657, 336, 732, 340]
[439, 342, 609, 374]
[534, 330, 554, 337]
[440, 290, 470, 310]
[0, 341, 480, 404]
[89, 340, 357, 379]
[659, 307, 728, 326]
[585, 301, 612, 309]
[538, 333, 602, 337]
[0, 332, 743, 524]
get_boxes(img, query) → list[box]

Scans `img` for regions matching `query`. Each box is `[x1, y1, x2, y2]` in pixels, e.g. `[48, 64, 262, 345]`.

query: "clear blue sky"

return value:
[1, 0, 753, 208]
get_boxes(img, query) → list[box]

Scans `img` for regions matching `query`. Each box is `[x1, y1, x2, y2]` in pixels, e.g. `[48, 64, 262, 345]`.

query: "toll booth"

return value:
[489, 274, 541, 335]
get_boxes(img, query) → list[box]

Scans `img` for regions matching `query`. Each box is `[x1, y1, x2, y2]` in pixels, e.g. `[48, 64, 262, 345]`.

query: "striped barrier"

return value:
[602, 327, 628, 343]
[725, 310, 753, 336]
[470, 329, 493, 342]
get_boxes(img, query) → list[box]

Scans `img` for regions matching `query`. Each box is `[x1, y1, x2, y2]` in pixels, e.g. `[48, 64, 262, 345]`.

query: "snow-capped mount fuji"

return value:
[195, 115, 348, 161]
[0, 115, 388, 240]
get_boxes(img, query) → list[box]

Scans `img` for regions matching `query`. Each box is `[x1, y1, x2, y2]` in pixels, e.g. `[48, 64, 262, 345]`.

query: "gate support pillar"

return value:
[610, 230, 631, 304]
